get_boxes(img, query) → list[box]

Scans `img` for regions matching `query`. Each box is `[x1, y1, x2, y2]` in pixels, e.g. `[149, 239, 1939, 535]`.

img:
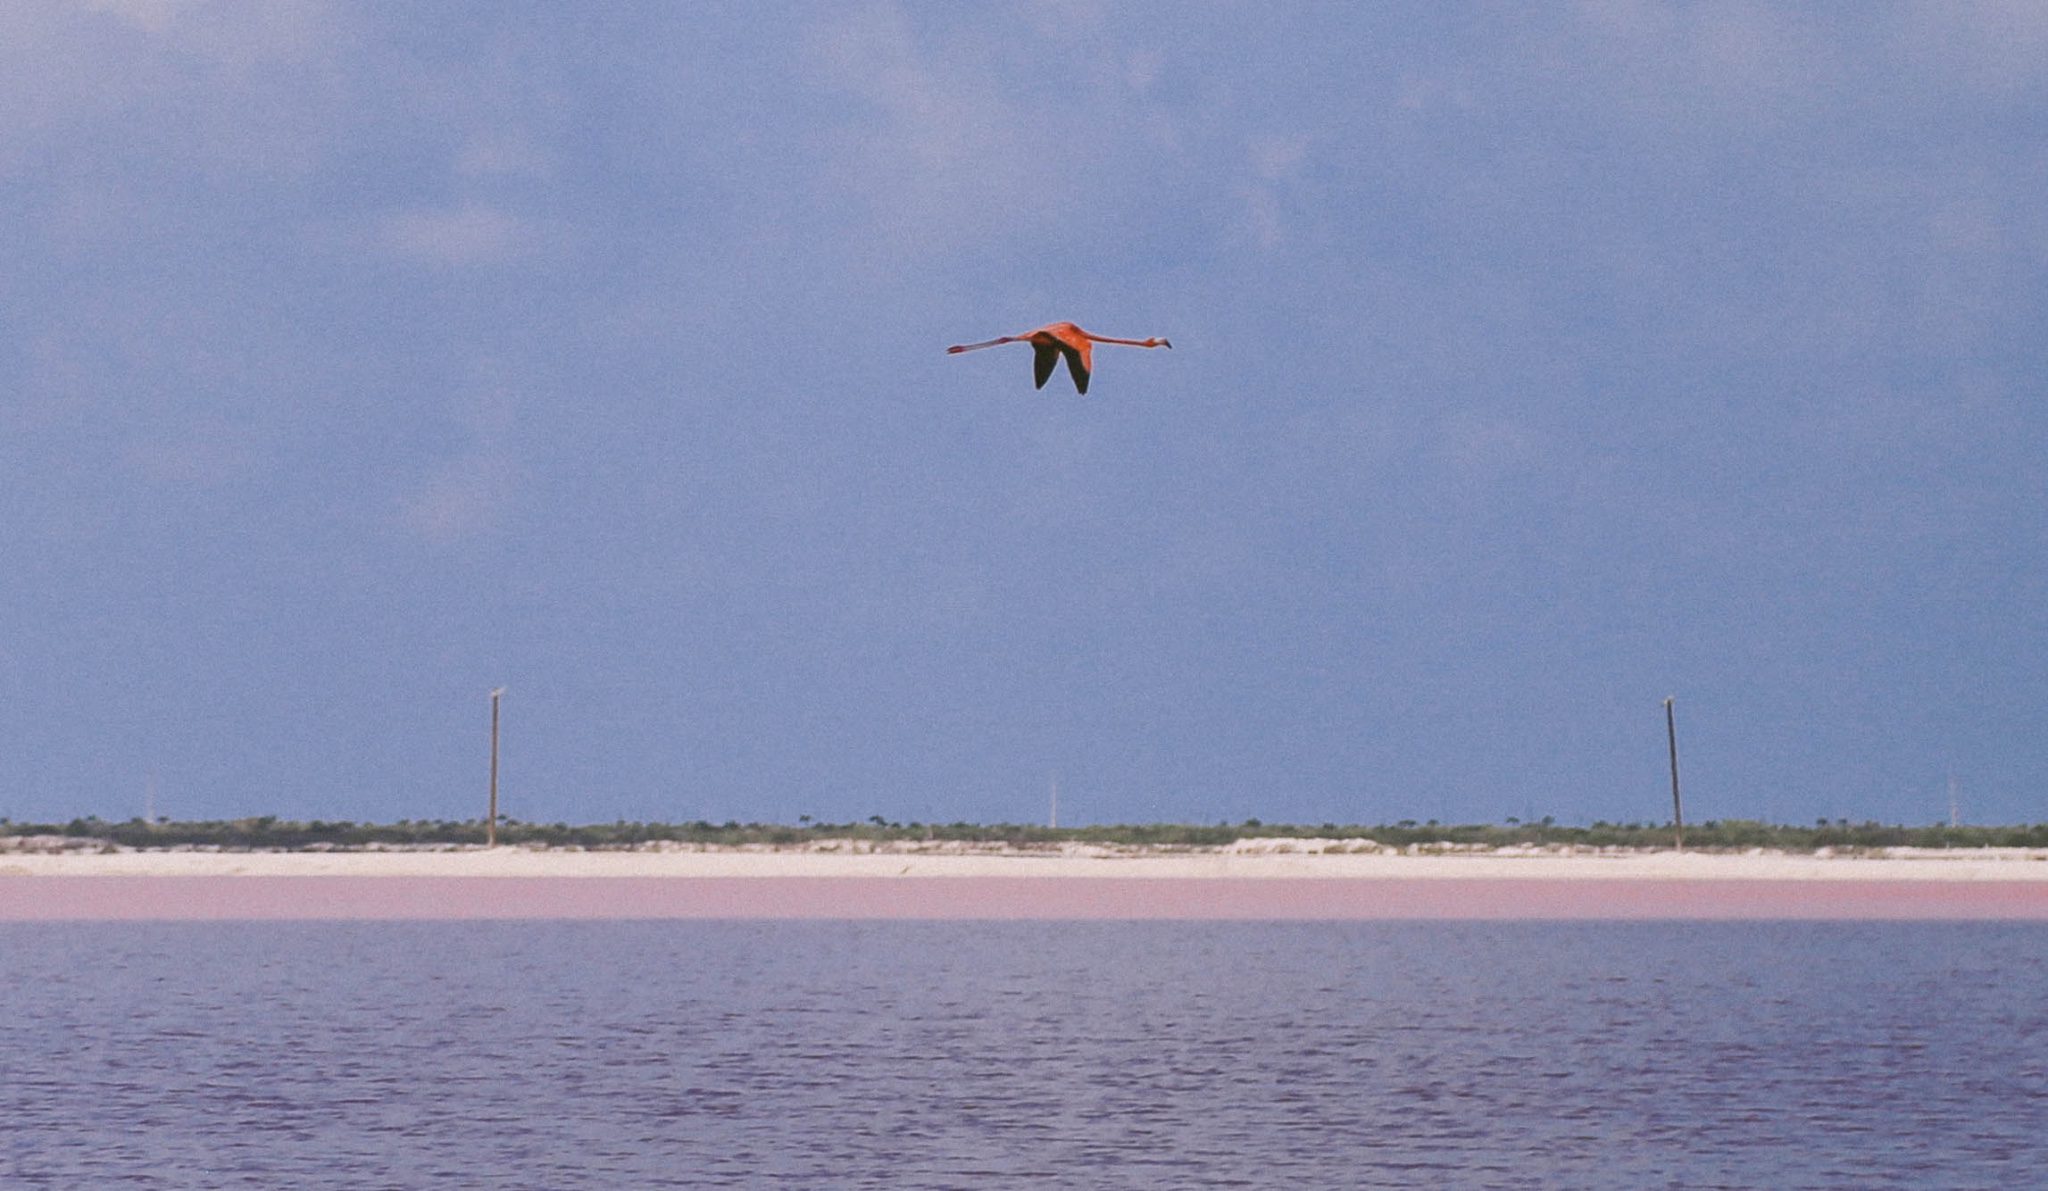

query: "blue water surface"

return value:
[2, 921, 2043, 1189]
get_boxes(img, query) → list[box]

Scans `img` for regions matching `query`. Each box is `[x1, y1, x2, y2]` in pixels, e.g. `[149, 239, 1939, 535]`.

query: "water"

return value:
[1, 921, 2042, 1188]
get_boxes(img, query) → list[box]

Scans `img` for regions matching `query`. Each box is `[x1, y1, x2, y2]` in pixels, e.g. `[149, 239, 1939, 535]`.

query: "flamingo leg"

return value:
[946, 337, 1017, 354]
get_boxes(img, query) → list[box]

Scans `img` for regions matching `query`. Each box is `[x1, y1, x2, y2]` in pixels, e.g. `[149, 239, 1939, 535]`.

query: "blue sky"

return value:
[3, 2, 2044, 827]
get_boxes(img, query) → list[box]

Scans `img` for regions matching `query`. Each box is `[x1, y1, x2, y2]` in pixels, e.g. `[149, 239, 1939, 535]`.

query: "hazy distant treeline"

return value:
[5, 816, 2047, 852]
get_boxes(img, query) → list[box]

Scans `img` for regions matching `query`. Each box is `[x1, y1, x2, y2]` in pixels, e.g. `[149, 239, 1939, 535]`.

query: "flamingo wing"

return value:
[1032, 342, 1060, 389]
[1060, 344, 1090, 394]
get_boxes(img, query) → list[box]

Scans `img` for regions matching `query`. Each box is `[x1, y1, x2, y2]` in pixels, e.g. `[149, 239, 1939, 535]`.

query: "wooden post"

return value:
[1664, 696, 1683, 851]
[488, 687, 504, 847]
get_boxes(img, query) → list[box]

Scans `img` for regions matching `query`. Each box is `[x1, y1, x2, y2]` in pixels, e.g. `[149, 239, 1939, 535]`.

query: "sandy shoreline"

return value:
[5, 842, 2048, 881]
[3, 844, 2046, 919]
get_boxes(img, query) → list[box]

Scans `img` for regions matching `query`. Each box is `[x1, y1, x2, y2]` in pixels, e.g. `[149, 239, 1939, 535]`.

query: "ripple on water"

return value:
[0, 920, 2043, 1189]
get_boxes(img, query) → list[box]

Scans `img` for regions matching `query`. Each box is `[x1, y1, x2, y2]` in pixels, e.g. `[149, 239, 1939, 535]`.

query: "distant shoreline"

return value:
[7, 838, 2048, 878]
[10, 817, 2046, 856]
[4, 843, 2046, 920]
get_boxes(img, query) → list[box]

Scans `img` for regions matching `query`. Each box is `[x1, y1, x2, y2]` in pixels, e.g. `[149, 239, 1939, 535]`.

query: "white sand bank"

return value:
[4, 839, 2046, 881]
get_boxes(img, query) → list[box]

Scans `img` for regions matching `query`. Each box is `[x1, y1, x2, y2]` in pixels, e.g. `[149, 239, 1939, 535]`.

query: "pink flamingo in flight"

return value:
[947, 321, 1171, 394]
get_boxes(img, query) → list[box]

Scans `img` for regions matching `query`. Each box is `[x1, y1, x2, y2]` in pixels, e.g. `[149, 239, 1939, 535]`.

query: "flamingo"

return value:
[946, 321, 1170, 394]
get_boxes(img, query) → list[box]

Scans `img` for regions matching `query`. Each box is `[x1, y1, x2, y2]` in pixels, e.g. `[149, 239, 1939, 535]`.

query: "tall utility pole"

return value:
[1049, 775, 1059, 830]
[1664, 696, 1683, 851]
[488, 687, 505, 847]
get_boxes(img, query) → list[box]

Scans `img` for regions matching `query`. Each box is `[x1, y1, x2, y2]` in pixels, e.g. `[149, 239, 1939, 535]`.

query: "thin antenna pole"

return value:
[1049, 775, 1058, 830]
[1664, 697, 1683, 851]
[488, 687, 504, 847]
[1949, 775, 1959, 829]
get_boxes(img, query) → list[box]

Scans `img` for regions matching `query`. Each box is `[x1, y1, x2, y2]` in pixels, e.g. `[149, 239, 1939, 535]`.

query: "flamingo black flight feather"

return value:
[1061, 345, 1090, 394]
[1033, 343, 1059, 390]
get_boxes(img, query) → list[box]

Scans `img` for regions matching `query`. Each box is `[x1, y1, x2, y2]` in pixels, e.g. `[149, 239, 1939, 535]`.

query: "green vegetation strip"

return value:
[4, 816, 2047, 852]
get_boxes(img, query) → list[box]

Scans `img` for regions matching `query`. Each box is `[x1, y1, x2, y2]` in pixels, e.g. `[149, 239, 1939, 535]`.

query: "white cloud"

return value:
[1573, 0, 2048, 119]
[1894, 0, 2048, 92]
[455, 132, 552, 179]
[379, 204, 534, 266]
[1395, 68, 1479, 114]
[1125, 49, 1163, 93]
[801, 3, 1086, 254]
[1239, 132, 1314, 248]
[1440, 413, 1548, 483]
[84, 0, 198, 34]
[401, 449, 514, 543]
[84, 0, 331, 65]
[1569, 0, 1846, 126]
[0, 0, 343, 179]
[1021, 0, 1107, 38]
[399, 385, 518, 543]
[126, 424, 258, 486]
